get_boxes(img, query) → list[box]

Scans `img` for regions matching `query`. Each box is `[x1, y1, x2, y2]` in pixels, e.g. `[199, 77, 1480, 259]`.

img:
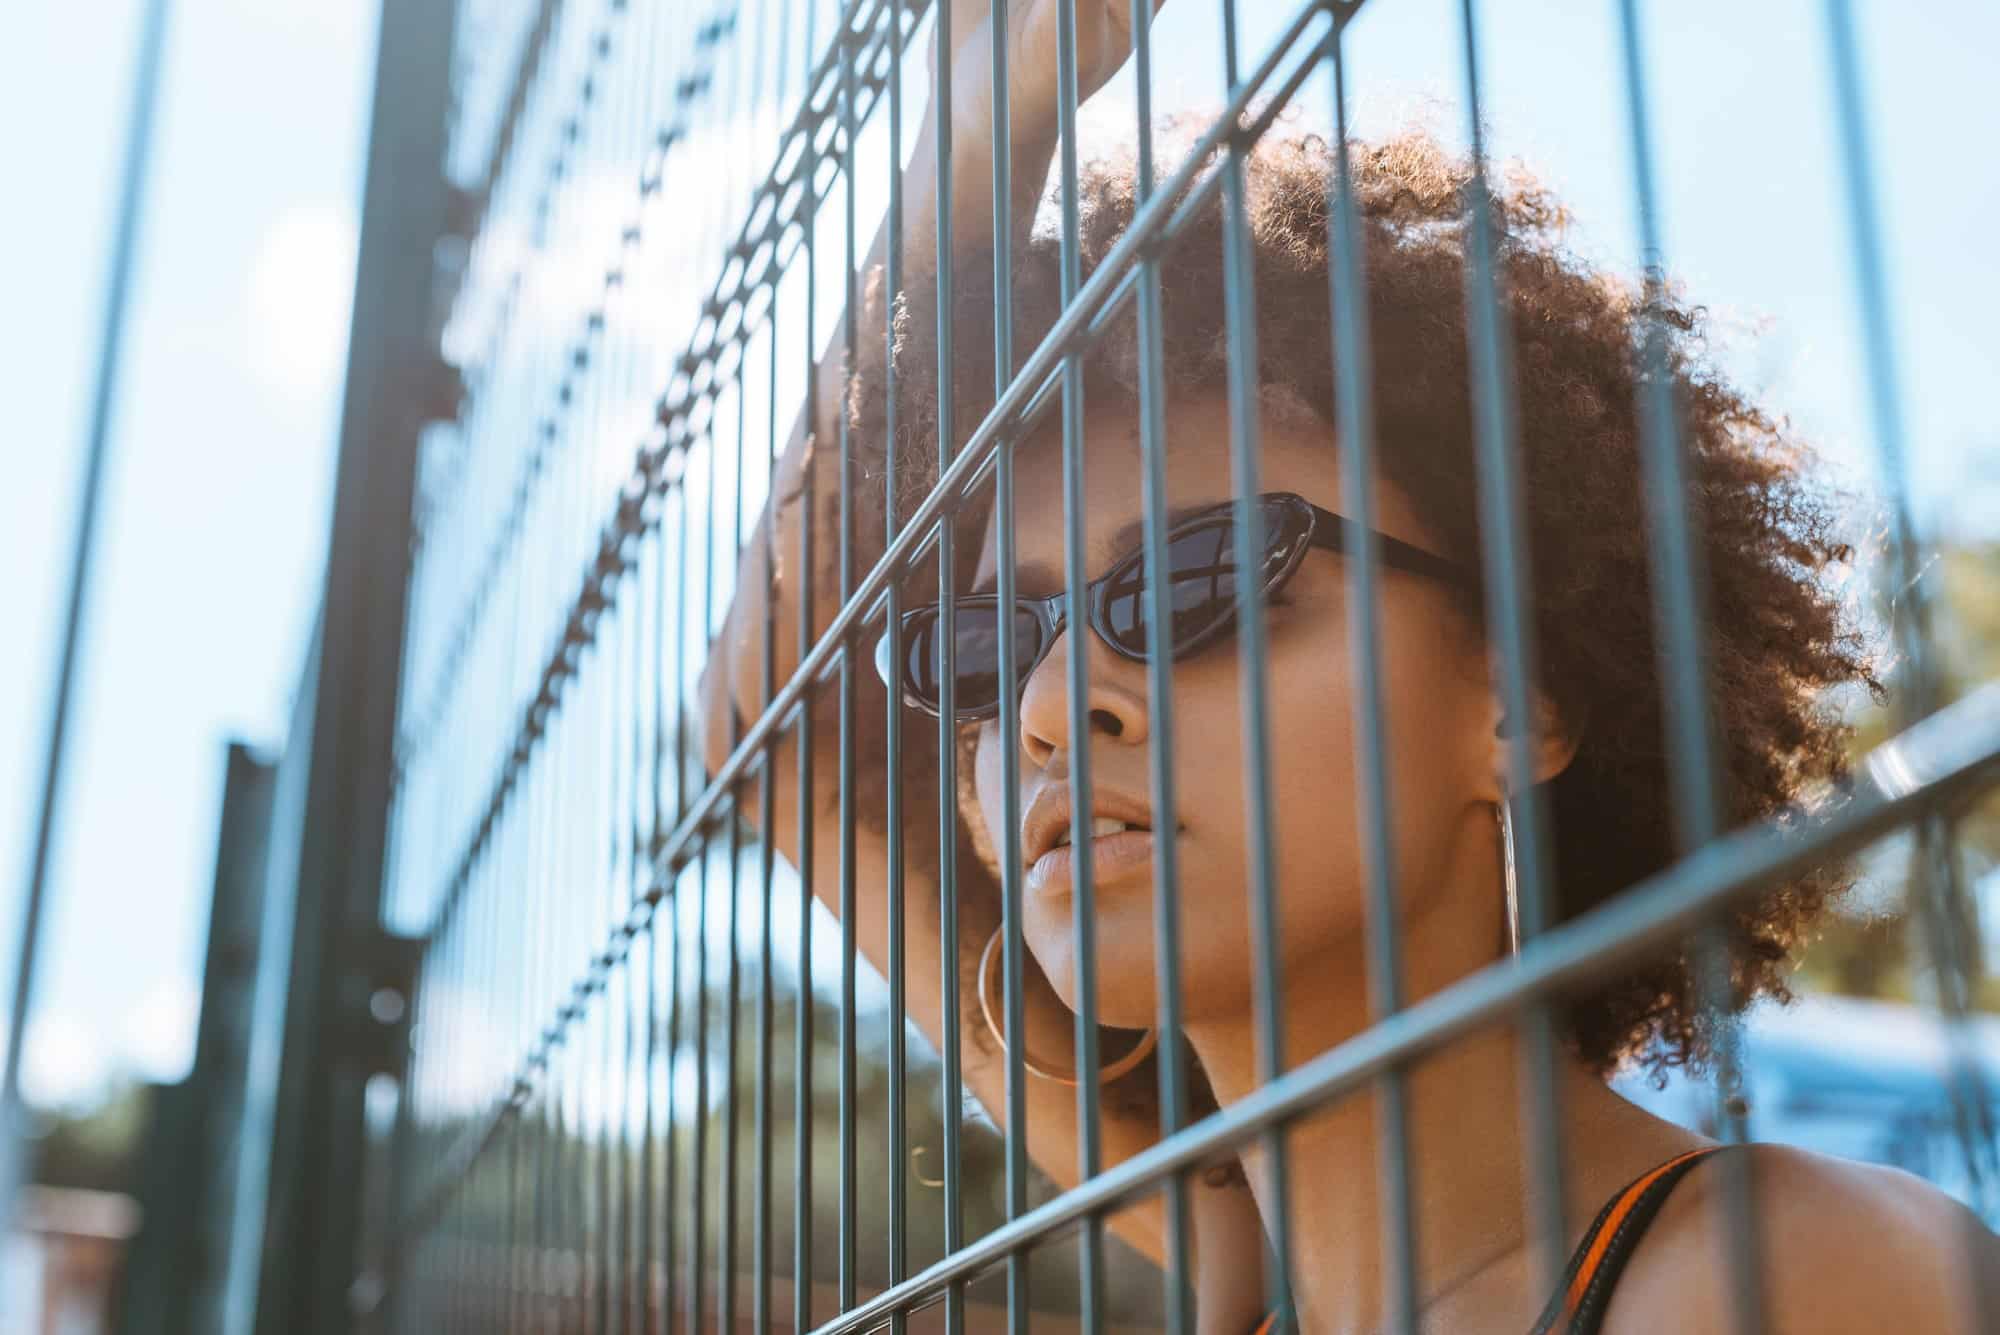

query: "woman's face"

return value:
[970, 392, 1510, 1030]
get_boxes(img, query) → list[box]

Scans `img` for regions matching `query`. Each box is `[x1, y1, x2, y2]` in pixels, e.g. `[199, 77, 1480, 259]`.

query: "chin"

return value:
[1031, 932, 1160, 1028]
[1078, 957, 1166, 1031]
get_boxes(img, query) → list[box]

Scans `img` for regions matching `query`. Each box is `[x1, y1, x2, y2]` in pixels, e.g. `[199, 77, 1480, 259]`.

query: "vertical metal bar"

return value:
[643, 903, 659, 1332]
[538, 744, 558, 1335]
[570, 262, 593, 1334]
[554, 1010, 571, 1330]
[1126, 1, 1194, 1330]
[1813, 26, 1936, 738]
[697, 422, 725, 1335]
[884, 2, 911, 1332]
[604, 628, 621, 1335]
[665, 872, 685, 1335]
[618, 25, 649, 1331]
[988, 4, 1034, 1330]
[508, 576, 532, 1335]
[1323, 11, 1418, 1331]
[0, 0, 171, 1237]
[601, 924, 617, 1335]
[520, 751, 536, 1335]
[483, 850, 497, 1334]
[595, 643, 613, 1335]
[837, 6, 862, 1316]
[642, 513, 663, 1335]
[574, 999, 590, 1335]
[625, 587, 643, 1335]
[694, 820, 712, 1335]
[795, 10, 821, 1319]
[1450, 0, 1568, 1293]
[932, 2, 968, 1330]
[712, 20, 752, 1335]
[753, 295, 778, 1335]
[590, 80, 617, 1311]
[516, 430, 542, 1329]
[1608, 5, 1765, 1331]
[651, 528, 667, 1335]
[548, 746, 567, 1335]
[754, 9, 793, 1328]
[1052, 3, 1107, 1332]
[569, 644, 583, 1333]
[722, 338, 750, 1335]
[1216, 0, 1296, 1322]
[667, 481, 691, 1335]
[510, 1118, 524, 1334]
[722, 6, 758, 1320]
[1822, 0, 1999, 1320]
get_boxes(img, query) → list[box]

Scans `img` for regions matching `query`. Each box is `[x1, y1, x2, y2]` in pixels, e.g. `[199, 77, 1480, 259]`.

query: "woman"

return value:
[702, 1, 1997, 1329]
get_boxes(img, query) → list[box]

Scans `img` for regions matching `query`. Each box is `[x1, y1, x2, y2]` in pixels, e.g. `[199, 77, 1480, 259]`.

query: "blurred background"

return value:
[2, 0, 1997, 1330]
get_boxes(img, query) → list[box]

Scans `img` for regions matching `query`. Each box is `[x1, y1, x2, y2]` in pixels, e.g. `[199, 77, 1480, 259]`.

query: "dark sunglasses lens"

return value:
[897, 603, 1044, 716]
[1100, 498, 1303, 653]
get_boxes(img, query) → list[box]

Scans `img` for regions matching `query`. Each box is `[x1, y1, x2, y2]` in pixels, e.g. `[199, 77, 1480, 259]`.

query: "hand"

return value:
[929, 0, 1169, 160]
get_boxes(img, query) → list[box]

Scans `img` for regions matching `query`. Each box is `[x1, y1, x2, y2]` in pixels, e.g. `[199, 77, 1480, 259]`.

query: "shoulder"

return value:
[1602, 1142, 1999, 1334]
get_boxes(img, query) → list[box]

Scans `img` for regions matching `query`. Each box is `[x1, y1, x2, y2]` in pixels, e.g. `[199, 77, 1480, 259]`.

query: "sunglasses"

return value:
[874, 491, 1472, 721]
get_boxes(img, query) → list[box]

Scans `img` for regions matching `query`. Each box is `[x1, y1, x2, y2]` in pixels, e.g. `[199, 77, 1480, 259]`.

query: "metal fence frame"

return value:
[259, 0, 2000, 1331]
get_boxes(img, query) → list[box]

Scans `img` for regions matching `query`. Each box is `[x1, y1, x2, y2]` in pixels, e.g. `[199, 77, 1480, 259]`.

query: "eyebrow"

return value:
[970, 500, 1225, 595]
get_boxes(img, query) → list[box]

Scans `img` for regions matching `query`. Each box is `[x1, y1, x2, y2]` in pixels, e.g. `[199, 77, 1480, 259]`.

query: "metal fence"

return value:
[308, 0, 2000, 1332]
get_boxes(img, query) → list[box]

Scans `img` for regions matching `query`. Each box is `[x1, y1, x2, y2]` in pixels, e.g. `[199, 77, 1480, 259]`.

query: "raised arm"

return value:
[697, 4, 1268, 1315]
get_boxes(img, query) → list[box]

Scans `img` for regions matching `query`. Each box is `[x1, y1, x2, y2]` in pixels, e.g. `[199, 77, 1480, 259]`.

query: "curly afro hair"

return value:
[842, 122, 1880, 1111]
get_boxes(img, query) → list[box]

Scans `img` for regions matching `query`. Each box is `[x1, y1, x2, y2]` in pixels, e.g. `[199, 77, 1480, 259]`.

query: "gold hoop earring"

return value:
[977, 926, 1159, 1086]
[1497, 794, 1522, 957]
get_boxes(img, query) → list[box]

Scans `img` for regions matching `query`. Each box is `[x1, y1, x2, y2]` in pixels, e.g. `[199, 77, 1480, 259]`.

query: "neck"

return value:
[1182, 814, 1680, 1333]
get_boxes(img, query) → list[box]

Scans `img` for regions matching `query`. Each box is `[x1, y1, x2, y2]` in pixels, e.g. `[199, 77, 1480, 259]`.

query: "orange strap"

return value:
[1557, 1146, 1713, 1318]
[1248, 1145, 1730, 1335]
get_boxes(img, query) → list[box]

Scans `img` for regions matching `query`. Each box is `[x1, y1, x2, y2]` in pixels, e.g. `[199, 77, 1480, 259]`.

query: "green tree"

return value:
[27, 1080, 152, 1195]
[1794, 538, 2000, 1008]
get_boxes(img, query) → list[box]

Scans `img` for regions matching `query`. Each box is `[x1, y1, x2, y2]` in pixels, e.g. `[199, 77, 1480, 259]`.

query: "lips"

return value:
[1020, 784, 1170, 899]
[1026, 825, 1160, 900]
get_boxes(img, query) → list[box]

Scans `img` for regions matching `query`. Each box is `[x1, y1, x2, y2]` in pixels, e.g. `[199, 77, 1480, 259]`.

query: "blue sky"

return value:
[1, 0, 378, 1106]
[4, 0, 1997, 1112]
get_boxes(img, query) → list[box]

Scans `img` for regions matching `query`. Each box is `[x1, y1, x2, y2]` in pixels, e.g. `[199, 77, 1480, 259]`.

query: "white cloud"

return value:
[244, 205, 358, 402]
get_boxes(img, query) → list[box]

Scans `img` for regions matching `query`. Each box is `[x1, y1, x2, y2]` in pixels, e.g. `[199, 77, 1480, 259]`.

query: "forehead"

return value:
[970, 392, 1361, 591]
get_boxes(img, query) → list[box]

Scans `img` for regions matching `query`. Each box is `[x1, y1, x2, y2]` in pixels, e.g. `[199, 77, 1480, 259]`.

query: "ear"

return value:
[1480, 661, 1584, 798]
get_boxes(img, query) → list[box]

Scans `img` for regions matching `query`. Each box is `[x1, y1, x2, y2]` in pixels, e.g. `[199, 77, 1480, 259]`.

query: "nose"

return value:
[1016, 624, 1150, 768]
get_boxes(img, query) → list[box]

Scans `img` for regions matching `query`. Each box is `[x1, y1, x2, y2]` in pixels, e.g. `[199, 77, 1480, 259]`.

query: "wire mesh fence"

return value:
[373, 0, 2000, 1331]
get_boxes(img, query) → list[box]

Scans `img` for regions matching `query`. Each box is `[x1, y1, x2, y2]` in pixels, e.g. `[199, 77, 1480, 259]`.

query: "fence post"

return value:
[249, 2, 456, 1332]
[115, 742, 277, 1335]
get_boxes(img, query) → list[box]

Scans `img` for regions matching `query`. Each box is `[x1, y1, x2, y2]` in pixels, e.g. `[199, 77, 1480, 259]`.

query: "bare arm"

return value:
[698, 4, 1268, 1318]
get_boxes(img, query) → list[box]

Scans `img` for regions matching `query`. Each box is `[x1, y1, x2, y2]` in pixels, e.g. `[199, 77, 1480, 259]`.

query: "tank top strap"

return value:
[1243, 1144, 1732, 1335]
[1526, 1143, 1735, 1335]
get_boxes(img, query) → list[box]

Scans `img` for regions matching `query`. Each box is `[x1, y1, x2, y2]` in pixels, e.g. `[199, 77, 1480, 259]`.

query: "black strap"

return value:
[1248, 1144, 1735, 1335]
[1528, 1144, 1735, 1334]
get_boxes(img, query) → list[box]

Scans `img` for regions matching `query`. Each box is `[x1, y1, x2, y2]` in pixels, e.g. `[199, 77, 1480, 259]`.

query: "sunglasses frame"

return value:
[874, 491, 1472, 721]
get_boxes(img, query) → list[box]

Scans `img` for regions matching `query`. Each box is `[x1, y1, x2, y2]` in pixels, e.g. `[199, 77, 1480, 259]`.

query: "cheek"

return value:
[972, 725, 1003, 840]
[1267, 624, 1362, 841]
[1258, 600, 1480, 905]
